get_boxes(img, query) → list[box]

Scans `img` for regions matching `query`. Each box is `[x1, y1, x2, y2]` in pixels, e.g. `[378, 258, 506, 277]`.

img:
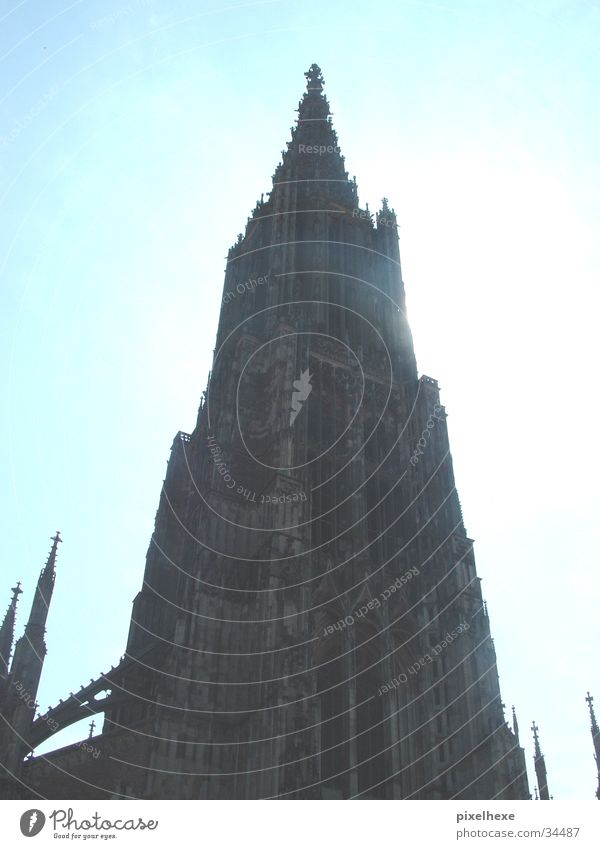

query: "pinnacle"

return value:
[304, 63, 324, 94]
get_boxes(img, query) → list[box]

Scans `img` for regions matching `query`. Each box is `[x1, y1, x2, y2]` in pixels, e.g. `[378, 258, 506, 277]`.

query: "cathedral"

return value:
[0, 64, 596, 800]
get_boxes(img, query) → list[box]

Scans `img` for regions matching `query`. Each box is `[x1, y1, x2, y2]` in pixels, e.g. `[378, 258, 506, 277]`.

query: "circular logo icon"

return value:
[19, 809, 46, 837]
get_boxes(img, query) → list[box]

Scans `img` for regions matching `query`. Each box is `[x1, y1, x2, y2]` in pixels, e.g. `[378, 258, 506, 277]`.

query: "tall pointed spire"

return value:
[532, 721, 550, 800]
[262, 63, 357, 216]
[585, 692, 600, 799]
[0, 583, 22, 679]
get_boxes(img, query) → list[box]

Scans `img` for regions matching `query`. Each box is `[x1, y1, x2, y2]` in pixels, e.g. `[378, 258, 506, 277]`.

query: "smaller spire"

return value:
[585, 692, 600, 800]
[512, 705, 520, 745]
[0, 582, 23, 678]
[26, 531, 61, 631]
[43, 532, 62, 577]
[586, 691, 599, 731]
[532, 721, 550, 800]
[532, 721, 541, 757]
[9, 531, 62, 685]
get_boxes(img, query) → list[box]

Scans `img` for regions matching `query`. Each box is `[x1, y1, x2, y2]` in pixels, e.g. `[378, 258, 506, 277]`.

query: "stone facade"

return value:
[1, 65, 531, 800]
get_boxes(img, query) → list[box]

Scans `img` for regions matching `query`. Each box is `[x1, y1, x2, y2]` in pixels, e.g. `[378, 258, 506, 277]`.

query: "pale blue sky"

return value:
[1, 0, 598, 799]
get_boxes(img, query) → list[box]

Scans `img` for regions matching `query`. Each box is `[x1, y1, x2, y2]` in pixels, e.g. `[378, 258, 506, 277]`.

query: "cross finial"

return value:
[586, 692, 598, 728]
[531, 720, 543, 759]
[88, 719, 96, 739]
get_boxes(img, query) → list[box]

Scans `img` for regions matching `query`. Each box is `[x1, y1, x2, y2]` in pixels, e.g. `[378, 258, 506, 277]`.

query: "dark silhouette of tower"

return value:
[532, 721, 550, 800]
[1, 65, 531, 800]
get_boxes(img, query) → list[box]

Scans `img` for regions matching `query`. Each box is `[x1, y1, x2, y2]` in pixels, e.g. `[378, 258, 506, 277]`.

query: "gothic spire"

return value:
[9, 532, 61, 689]
[512, 705, 520, 745]
[0, 582, 22, 679]
[531, 721, 550, 800]
[24, 531, 61, 634]
[585, 692, 600, 799]
[263, 63, 356, 214]
[0, 533, 62, 778]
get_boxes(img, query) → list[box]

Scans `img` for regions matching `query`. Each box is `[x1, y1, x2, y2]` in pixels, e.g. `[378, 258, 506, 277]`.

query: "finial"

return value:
[88, 719, 96, 739]
[586, 691, 598, 727]
[304, 63, 324, 93]
[531, 720, 543, 757]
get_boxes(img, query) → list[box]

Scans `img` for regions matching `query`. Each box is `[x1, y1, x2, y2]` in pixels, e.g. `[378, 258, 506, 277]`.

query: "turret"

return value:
[531, 721, 550, 800]
[585, 692, 600, 799]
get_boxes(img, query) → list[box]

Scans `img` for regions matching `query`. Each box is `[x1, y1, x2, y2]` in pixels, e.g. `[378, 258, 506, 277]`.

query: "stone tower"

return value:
[4, 65, 530, 800]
